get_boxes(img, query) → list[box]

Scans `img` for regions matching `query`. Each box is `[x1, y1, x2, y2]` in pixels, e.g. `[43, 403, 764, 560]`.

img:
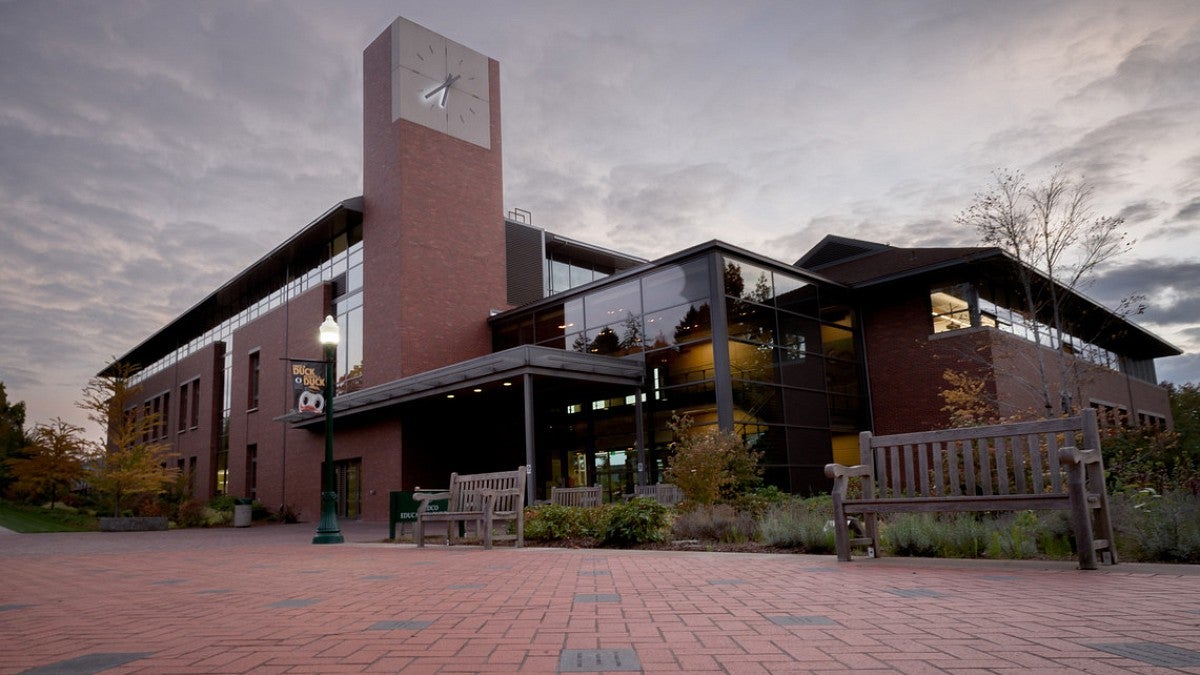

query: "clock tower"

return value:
[361, 17, 506, 383]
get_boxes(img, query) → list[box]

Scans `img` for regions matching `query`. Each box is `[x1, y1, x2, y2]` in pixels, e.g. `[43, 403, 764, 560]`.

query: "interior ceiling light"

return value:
[446, 394, 455, 399]
[473, 388, 482, 393]
[502, 381, 512, 386]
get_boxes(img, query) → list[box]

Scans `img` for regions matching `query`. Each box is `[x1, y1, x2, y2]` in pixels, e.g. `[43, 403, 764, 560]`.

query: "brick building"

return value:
[102, 17, 1179, 521]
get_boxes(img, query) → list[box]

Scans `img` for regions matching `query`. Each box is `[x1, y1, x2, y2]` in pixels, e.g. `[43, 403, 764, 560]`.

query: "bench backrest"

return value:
[860, 409, 1101, 500]
[634, 483, 683, 506]
[551, 486, 602, 507]
[448, 467, 527, 513]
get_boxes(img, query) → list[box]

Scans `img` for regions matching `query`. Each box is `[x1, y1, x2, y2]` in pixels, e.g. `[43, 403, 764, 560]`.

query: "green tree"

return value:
[7, 419, 86, 508]
[0, 381, 29, 494]
[78, 364, 179, 517]
[1167, 382, 1200, 467]
[664, 415, 762, 505]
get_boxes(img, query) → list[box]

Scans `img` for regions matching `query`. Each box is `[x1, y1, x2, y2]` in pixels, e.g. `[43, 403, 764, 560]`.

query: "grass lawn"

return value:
[0, 501, 99, 533]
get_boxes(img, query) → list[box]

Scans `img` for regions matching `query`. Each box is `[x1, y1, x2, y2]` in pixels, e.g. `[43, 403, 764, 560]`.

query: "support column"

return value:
[635, 386, 646, 486]
[523, 373, 536, 505]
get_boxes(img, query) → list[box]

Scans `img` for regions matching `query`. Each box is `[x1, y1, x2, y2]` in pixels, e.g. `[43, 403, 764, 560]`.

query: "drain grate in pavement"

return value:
[558, 648, 640, 672]
[448, 583, 485, 589]
[982, 575, 1021, 581]
[152, 579, 185, 586]
[577, 570, 611, 576]
[21, 651, 152, 675]
[804, 567, 838, 573]
[886, 588, 946, 598]
[708, 579, 746, 585]
[768, 615, 838, 626]
[362, 575, 394, 581]
[0, 604, 32, 612]
[574, 593, 620, 603]
[486, 565, 512, 570]
[196, 589, 231, 595]
[1087, 642, 1200, 667]
[268, 598, 320, 608]
[368, 620, 432, 631]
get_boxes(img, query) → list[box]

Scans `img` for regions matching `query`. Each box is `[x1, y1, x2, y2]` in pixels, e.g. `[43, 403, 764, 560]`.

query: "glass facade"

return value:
[493, 248, 866, 495]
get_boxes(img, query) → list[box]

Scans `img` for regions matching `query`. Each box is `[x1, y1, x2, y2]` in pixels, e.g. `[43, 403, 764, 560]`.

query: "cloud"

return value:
[1176, 197, 1200, 221]
[1091, 259, 1200, 348]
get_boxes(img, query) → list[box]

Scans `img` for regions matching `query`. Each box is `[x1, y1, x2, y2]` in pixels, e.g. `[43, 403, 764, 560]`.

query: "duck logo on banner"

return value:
[290, 360, 328, 415]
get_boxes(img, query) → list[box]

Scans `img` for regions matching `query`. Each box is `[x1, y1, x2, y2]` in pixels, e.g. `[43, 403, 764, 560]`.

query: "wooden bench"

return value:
[633, 483, 683, 507]
[414, 467, 526, 549]
[824, 409, 1117, 570]
[550, 486, 602, 507]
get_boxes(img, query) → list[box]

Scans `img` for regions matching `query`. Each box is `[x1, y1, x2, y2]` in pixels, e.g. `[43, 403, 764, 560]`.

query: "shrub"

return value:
[882, 513, 943, 557]
[984, 511, 1040, 560]
[727, 485, 788, 518]
[672, 504, 757, 543]
[664, 415, 762, 505]
[174, 499, 207, 528]
[526, 504, 585, 541]
[758, 497, 835, 552]
[208, 495, 237, 513]
[1112, 489, 1200, 563]
[941, 514, 990, 558]
[603, 498, 668, 545]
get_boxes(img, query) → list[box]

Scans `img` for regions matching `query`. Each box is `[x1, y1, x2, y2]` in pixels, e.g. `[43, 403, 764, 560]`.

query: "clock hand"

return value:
[424, 74, 461, 107]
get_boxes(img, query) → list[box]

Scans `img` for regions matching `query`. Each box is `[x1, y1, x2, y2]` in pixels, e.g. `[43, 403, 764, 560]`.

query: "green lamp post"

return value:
[313, 315, 344, 544]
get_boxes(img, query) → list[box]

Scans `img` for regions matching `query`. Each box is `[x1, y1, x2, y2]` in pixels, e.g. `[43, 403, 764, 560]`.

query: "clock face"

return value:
[391, 18, 491, 149]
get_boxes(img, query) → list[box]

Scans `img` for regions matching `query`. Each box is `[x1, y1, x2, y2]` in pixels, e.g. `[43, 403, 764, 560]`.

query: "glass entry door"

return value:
[594, 449, 634, 503]
[334, 459, 362, 519]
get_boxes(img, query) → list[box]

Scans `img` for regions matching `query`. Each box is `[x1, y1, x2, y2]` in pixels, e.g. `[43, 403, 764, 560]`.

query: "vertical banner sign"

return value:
[290, 360, 328, 415]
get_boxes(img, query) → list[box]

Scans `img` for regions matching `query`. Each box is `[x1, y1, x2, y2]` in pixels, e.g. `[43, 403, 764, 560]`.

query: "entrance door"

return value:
[334, 459, 362, 519]
[594, 449, 634, 503]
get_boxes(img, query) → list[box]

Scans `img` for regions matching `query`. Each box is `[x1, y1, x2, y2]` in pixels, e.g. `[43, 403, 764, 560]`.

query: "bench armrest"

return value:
[825, 463, 872, 499]
[413, 491, 451, 514]
[1057, 446, 1102, 466]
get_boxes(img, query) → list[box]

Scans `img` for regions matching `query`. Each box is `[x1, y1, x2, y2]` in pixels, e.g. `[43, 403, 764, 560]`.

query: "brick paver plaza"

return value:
[2, 522, 1199, 673]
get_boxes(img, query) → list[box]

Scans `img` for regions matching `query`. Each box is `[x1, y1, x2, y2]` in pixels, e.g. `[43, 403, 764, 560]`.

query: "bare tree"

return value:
[956, 167, 1133, 417]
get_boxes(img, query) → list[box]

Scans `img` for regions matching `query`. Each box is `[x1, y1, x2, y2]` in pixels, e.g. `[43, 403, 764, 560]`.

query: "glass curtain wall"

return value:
[493, 249, 863, 495]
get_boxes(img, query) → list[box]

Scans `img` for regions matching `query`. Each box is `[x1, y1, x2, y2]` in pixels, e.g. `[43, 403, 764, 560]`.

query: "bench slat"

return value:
[917, 443, 930, 496]
[932, 441, 945, 497]
[995, 437, 1010, 495]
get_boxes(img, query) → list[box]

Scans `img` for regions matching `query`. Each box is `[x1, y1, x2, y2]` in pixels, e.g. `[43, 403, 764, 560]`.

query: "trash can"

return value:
[234, 498, 253, 528]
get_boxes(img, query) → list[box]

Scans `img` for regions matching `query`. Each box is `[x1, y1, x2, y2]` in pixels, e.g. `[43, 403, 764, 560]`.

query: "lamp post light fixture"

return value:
[313, 314, 344, 544]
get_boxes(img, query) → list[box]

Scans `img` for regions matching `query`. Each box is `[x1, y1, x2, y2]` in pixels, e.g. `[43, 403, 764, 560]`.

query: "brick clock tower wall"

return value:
[361, 20, 506, 385]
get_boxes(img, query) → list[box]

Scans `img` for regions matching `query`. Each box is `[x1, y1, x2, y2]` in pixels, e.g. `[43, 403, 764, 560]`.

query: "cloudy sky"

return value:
[2, 0, 1199, 434]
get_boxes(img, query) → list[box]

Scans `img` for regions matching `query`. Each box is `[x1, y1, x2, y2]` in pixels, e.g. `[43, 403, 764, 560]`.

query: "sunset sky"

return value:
[2, 0, 1198, 434]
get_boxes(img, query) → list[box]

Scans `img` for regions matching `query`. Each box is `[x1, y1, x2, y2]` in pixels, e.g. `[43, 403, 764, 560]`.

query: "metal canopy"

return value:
[280, 345, 644, 428]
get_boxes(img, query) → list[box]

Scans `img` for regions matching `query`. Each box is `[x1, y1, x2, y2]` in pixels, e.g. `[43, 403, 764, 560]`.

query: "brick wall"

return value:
[360, 28, 507, 386]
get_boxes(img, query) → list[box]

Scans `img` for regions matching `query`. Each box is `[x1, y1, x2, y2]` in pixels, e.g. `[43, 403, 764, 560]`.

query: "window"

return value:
[931, 285, 972, 333]
[161, 392, 170, 439]
[190, 378, 201, 428]
[246, 444, 257, 500]
[178, 382, 188, 432]
[247, 351, 261, 410]
[215, 447, 228, 496]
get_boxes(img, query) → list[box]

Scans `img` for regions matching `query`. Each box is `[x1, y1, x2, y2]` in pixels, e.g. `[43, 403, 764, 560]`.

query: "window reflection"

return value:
[641, 258, 709, 312]
[643, 302, 711, 348]
[584, 280, 641, 329]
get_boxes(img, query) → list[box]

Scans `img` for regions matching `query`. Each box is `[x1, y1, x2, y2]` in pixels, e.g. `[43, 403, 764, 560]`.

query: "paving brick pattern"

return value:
[2, 522, 1199, 673]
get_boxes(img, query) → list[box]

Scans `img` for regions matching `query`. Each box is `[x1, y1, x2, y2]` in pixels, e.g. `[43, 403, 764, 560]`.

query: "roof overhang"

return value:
[280, 345, 645, 428]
